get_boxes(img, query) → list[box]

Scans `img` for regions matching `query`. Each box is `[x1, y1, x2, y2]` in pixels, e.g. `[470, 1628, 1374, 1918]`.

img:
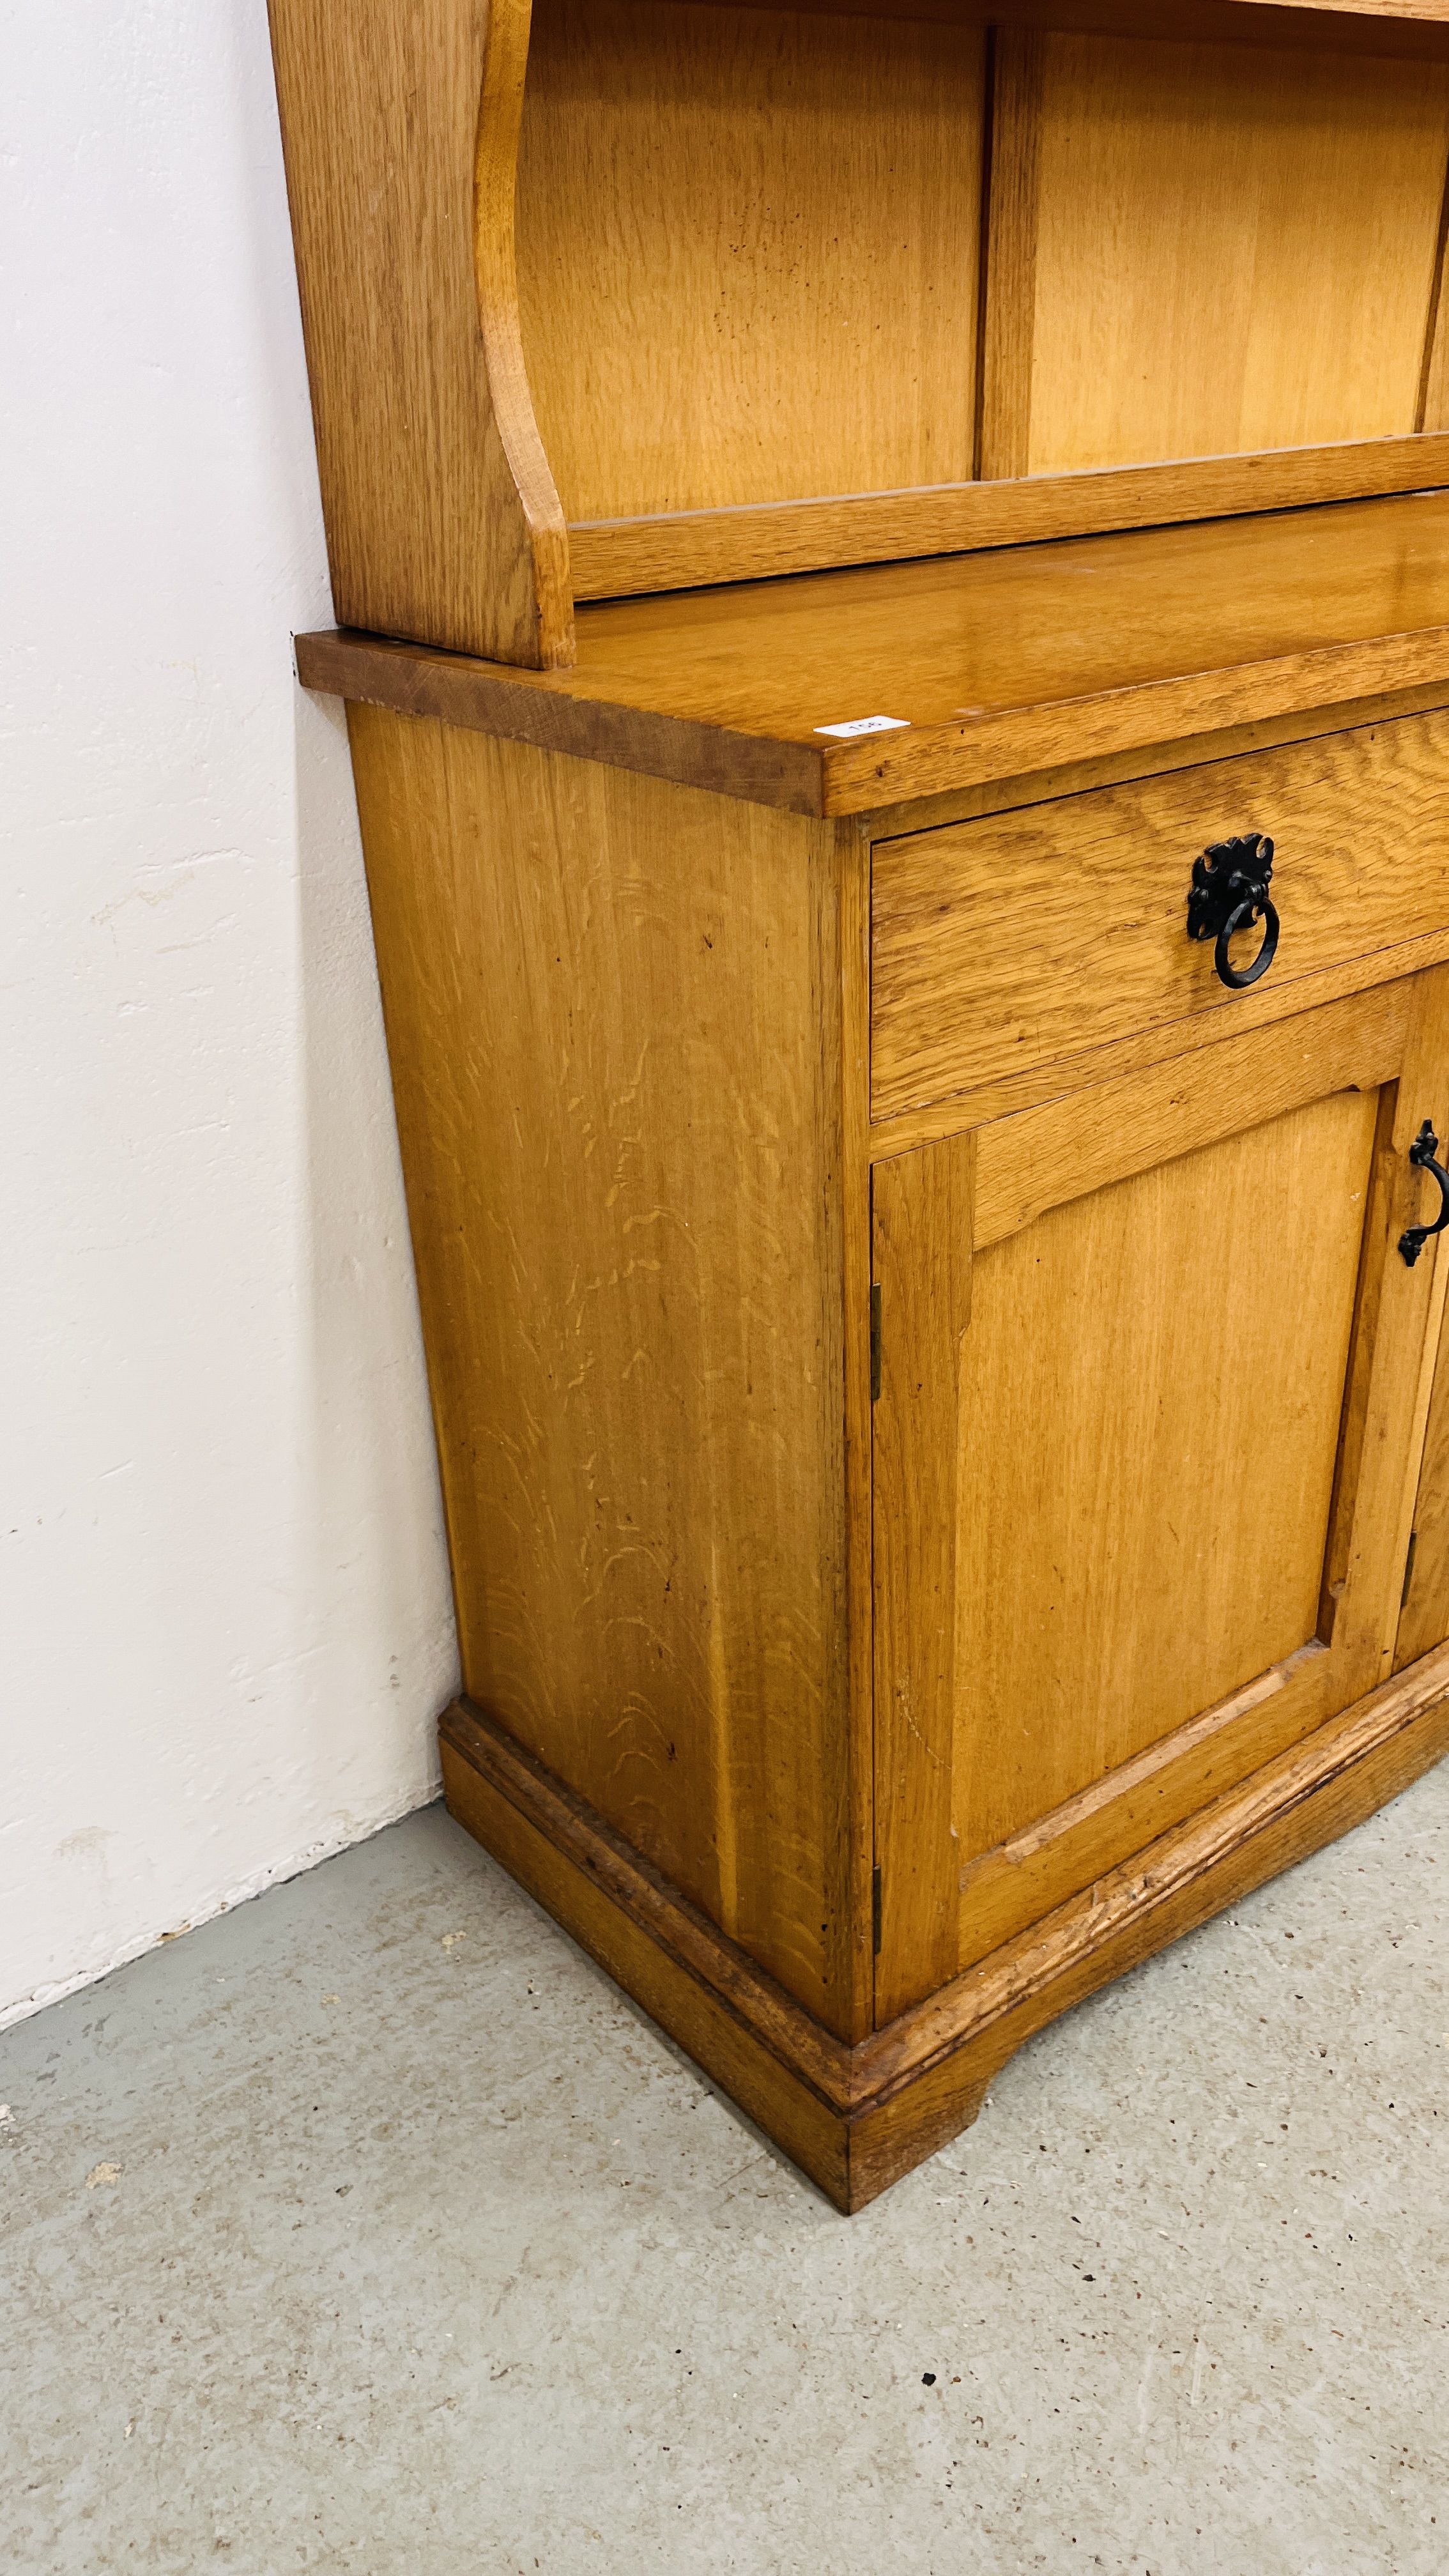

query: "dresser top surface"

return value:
[298, 489, 1449, 816]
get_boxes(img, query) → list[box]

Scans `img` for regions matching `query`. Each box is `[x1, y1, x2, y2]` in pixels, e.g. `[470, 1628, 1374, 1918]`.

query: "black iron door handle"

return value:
[1186, 831, 1280, 991]
[1399, 1121, 1449, 1267]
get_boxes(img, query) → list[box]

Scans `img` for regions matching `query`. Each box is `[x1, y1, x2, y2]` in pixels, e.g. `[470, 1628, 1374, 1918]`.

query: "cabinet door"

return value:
[871, 968, 1449, 2023]
[1393, 1313, 1449, 1672]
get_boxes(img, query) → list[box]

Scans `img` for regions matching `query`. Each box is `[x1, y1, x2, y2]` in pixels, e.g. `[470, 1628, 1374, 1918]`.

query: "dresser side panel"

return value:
[347, 710, 855, 2031]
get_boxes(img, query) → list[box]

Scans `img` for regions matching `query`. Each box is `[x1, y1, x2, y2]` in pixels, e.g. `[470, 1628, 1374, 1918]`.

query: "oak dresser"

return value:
[270, 0, 1449, 2205]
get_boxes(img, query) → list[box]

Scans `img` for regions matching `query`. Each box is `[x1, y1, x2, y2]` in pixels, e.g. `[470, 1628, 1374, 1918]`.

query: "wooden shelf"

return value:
[682, 0, 1449, 58]
[567, 438, 1449, 604]
[296, 490, 1449, 816]
[270, 0, 1449, 666]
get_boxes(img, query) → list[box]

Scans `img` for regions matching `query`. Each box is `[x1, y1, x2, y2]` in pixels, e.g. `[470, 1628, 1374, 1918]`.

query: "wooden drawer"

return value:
[871, 704, 1449, 1120]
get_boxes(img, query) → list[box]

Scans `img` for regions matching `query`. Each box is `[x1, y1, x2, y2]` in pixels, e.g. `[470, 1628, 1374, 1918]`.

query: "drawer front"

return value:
[871, 705, 1449, 1119]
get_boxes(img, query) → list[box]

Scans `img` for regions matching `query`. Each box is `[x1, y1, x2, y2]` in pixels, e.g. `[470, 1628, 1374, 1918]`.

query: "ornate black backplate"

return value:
[1186, 831, 1275, 946]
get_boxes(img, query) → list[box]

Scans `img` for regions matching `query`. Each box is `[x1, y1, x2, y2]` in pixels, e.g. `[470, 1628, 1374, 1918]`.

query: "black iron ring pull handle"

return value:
[1215, 891, 1280, 991]
[1399, 1121, 1449, 1267]
[1186, 831, 1278, 992]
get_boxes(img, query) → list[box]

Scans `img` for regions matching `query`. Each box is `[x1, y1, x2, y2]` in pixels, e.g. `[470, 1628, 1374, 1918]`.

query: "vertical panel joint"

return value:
[870, 1283, 882, 1404]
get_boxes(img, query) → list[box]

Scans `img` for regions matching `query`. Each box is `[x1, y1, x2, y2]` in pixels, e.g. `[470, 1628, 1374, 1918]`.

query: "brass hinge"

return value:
[1402, 1529, 1419, 1609]
[871, 1864, 882, 1956]
[870, 1284, 882, 1402]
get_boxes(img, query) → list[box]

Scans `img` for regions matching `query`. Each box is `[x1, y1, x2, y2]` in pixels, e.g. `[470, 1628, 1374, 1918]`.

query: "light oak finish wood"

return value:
[1422, 300, 1449, 434]
[346, 710, 861, 2037]
[977, 28, 1045, 482]
[296, 490, 1449, 816]
[856, 1629, 1449, 2172]
[1397, 1285, 1449, 1666]
[1385, 1209, 1449, 1656]
[871, 702, 1449, 1118]
[968, 981, 1409, 1251]
[666, 0, 1449, 59]
[267, 0, 572, 668]
[947, 1642, 1326, 1974]
[871, 965, 1449, 2013]
[836, 834, 879, 2037]
[329, 657, 1449, 2177]
[1414, 150, 1449, 429]
[1022, 36, 1449, 477]
[871, 1135, 977, 2011]
[854, 672, 1449, 841]
[516, 0, 985, 525]
[546, 11, 1449, 599]
[869, 924, 1449, 1160]
[956, 1095, 1374, 1828]
[270, 1, 1449, 648]
[440, 1638, 1449, 2209]
[282, 0, 1449, 2201]
[567, 440, 1449, 606]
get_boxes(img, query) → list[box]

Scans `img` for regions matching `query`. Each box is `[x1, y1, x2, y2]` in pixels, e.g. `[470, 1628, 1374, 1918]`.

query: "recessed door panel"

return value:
[872, 967, 1449, 2022]
[953, 1088, 1376, 1861]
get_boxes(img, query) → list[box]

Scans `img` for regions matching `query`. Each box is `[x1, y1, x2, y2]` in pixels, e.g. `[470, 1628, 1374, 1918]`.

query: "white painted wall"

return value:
[1, 3, 459, 2025]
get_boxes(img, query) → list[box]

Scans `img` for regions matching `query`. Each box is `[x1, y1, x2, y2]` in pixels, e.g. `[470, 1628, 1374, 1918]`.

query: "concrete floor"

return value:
[4, 1781, 1448, 2575]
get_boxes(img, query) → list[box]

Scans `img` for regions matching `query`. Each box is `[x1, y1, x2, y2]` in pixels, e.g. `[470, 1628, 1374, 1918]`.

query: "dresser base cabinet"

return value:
[341, 693, 1449, 2205]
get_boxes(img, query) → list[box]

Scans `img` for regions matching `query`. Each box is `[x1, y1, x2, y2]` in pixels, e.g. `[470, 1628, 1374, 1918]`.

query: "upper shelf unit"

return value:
[268, 0, 1449, 671]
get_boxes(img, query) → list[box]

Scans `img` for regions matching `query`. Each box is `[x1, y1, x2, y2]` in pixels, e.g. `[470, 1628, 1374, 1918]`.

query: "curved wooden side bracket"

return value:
[472, 0, 574, 668]
[268, 0, 574, 669]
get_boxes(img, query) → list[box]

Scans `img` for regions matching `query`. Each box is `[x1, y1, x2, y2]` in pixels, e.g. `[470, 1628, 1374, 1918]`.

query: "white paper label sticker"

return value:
[813, 714, 910, 739]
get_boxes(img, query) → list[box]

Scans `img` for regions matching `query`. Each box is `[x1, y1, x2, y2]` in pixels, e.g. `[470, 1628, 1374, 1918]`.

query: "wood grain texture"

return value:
[348, 711, 857, 2033]
[567, 437, 1449, 604]
[836, 829, 879, 2042]
[874, 971, 1449, 2002]
[1025, 35, 1449, 475]
[471, 0, 574, 659]
[439, 1641, 1449, 2208]
[951, 1091, 1377, 1846]
[1319, 1083, 1405, 1643]
[516, 0, 985, 523]
[544, 10, 1449, 607]
[969, 981, 1409, 1251]
[1415, 149, 1449, 429]
[270, 0, 1449, 636]
[860, 1631, 1449, 2117]
[869, 925, 1449, 1161]
[296, 490, 1449, 818]
[1251, 0, 1449, 21]
[267, 0, 572, 668]
[1422, 304, 1449, 435]
[854, 674, 1449, 845]
[1312, 967, 1449, 1696]
[298, 627, 829, 814]
[870, 1136, 976, 2022]
[947, 1641, 1331, 1973]
[977, 27, 1043, 483]
[1385, 1192, 1449, 1657]
[659, 0, 1449, 59]
[1397, 1275, 1449, 1666]
[871, 703, 1449, 1117]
